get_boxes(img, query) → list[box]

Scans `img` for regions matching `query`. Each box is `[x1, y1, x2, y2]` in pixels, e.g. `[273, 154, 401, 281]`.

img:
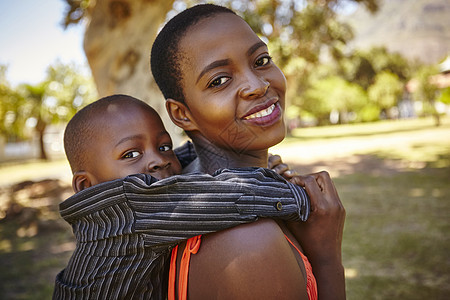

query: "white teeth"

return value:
[244, 104, 275, 120]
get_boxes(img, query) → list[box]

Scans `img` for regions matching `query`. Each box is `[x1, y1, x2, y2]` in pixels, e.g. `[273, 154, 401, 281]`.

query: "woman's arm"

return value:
[287, 171, 346, 300]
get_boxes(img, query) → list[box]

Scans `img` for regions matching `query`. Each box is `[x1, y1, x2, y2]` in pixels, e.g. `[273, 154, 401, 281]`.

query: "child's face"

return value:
[87, 104, 182, 184]
[179, 13, 287, 151]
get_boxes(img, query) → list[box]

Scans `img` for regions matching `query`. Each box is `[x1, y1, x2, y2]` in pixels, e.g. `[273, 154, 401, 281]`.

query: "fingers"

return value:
[289, 175, 323, 211]
[290, 171, 344, 213]
[273, 163, 290, 176]
[310, 171, 338, 195]
[267, 154, 282, 169]
[268, 154, 298, 179]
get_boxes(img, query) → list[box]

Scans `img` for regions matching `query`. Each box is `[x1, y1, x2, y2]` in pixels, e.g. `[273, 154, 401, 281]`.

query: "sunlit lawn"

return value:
[0, 116, 449, 299]
[277, 116, 450, 299]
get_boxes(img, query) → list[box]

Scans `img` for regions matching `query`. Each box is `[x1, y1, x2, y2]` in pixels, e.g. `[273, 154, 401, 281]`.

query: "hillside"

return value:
[342, 0, 450, 64]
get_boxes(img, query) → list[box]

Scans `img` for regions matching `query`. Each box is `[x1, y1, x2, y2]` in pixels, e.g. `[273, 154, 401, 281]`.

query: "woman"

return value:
[151, 4, 346, 300]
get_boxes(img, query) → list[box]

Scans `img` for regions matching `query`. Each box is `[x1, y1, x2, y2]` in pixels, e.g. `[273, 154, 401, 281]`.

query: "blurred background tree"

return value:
[0, 66, 27, 142]
[367, 71, 404, 119]
[0, 62, 97, 159]
[412, 65, 441, 126]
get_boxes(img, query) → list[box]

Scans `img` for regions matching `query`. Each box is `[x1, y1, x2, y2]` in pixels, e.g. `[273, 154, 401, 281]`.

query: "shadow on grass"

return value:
[0, 180, 75, 300]
[289, 153, 450, 299]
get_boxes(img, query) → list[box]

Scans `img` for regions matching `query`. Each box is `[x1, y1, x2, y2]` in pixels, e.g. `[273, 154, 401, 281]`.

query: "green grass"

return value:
[0, 158, 72, 187]
[339, 167, 449, 299]
[0, 116, 449, 299]
[275, 116, 450, 299]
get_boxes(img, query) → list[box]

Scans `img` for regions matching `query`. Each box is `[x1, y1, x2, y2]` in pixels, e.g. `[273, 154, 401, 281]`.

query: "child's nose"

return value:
[147, 156, 170, 173]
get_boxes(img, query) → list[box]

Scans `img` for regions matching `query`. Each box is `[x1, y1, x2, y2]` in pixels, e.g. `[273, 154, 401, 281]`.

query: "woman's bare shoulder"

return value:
[187, 219, 308, 299]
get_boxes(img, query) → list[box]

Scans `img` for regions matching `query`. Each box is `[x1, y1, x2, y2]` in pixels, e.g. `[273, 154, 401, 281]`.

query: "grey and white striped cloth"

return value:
[53, 168, 309, 299]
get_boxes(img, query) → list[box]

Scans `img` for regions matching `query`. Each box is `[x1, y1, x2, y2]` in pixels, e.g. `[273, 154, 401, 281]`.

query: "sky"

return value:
[0, 0, 87, 86]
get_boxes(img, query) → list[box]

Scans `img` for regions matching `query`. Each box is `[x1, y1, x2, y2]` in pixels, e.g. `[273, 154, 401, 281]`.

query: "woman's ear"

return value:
[72, 171, 95, 193]
[166, 99, 198, 131]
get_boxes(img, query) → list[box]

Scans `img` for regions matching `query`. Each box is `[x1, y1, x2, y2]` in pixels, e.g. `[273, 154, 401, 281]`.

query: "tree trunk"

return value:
[431, 101, 441, 126]
[83, 0, 181, 142]
[36, 118, 47, 160]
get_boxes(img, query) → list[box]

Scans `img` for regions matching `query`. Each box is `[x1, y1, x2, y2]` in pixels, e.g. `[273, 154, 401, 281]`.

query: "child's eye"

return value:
[159, 145, 172, 152]
[122, 151, 141, 159]
[208, 76, 230, 88]
[255, 56, 272, 67]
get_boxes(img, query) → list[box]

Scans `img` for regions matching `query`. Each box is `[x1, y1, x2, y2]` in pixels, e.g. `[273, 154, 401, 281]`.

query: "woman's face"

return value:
[178, 12, 287, 152]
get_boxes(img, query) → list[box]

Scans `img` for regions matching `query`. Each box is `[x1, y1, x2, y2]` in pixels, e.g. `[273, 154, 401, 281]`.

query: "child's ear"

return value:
[166, 99, 198, 131]
[72, 171, 95, 193]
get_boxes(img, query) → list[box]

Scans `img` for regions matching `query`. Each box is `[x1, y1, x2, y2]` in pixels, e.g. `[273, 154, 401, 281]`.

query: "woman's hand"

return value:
[287, 171, 346, 300]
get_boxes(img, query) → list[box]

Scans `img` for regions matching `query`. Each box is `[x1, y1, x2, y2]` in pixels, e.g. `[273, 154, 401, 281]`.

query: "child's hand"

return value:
[268, 154, 298, 180]
[287, 171, 345, 264]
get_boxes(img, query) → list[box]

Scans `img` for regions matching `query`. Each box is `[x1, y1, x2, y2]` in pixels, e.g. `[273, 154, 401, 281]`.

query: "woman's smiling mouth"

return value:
[244, 103, 276, 120]
[242, 102, 282, 126]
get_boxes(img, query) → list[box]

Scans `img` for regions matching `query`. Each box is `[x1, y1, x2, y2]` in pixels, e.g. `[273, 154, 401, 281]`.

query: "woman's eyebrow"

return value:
[196, 59, 230, 83]
[247, 41, 267, 57]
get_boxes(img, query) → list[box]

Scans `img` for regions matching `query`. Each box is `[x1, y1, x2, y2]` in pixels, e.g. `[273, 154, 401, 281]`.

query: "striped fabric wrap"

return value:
[53, 168, 309, 299]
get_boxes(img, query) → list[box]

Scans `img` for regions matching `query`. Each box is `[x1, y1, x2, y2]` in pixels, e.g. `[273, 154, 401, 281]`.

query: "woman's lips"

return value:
[243, 103, 276, 120]
[242, 102, 282, 126]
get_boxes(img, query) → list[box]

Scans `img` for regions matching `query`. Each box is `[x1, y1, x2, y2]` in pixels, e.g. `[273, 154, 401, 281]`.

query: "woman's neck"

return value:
[190, 134, 268, 175]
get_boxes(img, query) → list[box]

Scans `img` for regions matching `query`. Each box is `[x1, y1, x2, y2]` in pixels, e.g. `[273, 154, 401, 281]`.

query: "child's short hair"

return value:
[150, 4, 235, 103]
[64, 94, 154, 173]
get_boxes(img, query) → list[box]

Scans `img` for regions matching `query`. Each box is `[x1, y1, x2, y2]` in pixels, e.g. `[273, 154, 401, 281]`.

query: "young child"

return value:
[53, 94, 310, 299]
[151, 4, 345, 300]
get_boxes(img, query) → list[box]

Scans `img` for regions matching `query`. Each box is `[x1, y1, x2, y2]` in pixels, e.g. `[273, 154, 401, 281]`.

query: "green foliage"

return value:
[1, 62, 96, 139]
[301, 76, 368, 124]
[339, 47, 411, 90]
[44, 61, 97, 123]
[357, 103, 380, 122]
[411, 65, 442, 125]
[438, 87, 450, 104]
[0, 62, 97, 157]
[368, 71, 403, 110]
[412, 65, 439, 104]
[0, 67, 27, 140]
[211, 0, 378, 81]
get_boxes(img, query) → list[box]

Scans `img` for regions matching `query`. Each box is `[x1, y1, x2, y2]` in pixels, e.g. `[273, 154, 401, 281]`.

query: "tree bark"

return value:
[83, 0, 181, 142]
[36, 117, 47, 160]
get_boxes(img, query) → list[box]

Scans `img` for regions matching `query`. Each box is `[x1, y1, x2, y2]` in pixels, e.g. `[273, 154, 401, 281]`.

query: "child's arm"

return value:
[60, 167, 309, 246]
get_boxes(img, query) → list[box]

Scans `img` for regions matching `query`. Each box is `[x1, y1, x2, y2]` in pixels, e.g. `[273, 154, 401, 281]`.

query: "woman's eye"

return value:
[208, 76, 230, 88]
[255, 56, 271, 67]
[122, 151, 141, 159]
[159, 145, 172, 152]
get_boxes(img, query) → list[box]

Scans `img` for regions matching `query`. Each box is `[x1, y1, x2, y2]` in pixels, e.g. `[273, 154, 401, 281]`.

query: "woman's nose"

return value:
[239, 73, 269, 99]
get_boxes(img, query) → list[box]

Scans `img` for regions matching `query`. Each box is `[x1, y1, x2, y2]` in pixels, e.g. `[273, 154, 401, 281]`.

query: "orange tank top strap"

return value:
[168, 235, 202, 300]
[284, 234, 318, 300]
[169, 234, 317, 300]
